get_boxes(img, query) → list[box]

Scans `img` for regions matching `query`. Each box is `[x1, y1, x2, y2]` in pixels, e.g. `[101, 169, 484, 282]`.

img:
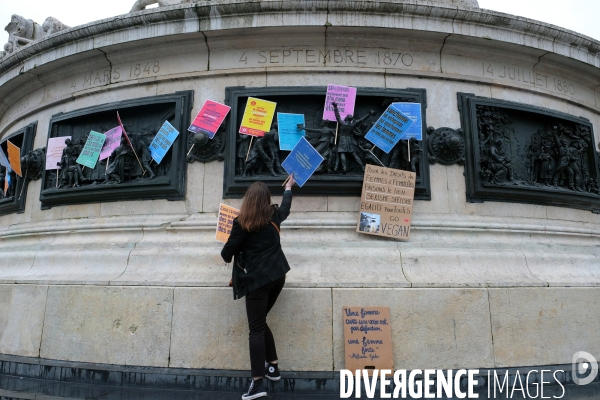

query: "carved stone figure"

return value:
[42, 17, 69, 36]
[105, 137, 135, 184]
[331, 102, 375, 174]
[21, 147, 45, 181]
[536, 146, 553, 186]
[481, 136, 512, 184]
[242, 135, 277, 178]
[236, 134, 251, 176]
[132, 132, 155, 179]
[2, 15, 68, 59]
[57, 138, 84, 188]
[552, 131, 584, 191]
[130, 0, 192, 12]
[300, 120, 337, 173]
[259, 124, 284, 175]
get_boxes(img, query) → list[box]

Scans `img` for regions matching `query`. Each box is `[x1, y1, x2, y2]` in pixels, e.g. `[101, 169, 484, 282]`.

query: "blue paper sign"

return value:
[277, 113, 306, 151]
[365, 104, 414, 153]
[281, 137, 324, 187]
[149, 121, 180, 164]
[0, 146, 10, 172]
[392, 102, 422, 141]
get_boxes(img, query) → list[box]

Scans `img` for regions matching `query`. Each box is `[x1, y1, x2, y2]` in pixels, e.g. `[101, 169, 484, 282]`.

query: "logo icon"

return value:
[251, 101, 256, 106]
[572, 351, 598, 385]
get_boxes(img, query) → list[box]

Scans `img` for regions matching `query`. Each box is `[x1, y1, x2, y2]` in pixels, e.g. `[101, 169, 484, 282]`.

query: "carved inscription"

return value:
[482, 62, 576, 96]
[71, 60, 162, 90]
[238, 49, 414, 67]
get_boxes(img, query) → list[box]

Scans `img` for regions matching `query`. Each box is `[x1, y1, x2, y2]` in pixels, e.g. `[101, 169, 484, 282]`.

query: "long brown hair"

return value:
[238, 182, 273, 232]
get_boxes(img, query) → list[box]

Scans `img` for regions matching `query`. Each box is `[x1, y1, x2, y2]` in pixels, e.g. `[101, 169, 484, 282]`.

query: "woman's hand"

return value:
[285, 174, 295, 190]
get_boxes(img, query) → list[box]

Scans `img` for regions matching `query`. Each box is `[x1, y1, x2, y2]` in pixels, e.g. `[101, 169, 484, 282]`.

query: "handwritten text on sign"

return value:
[343, 306, 393, 374]
[357, 165, 416, 240]
[216, 203, 241, 243]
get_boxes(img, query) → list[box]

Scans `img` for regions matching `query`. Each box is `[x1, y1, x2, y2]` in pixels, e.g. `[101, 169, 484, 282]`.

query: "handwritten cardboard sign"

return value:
[365, 104, 414, 153]
[391, 102, 422, 140]
[7, 140, 22, 177]
[216, 203, 241, 243]
[46, 137, 71, 170]
[189, 100, 231, 139]
[149, 121, 180, 164]
[239, 97, 277, 137]
[277, 113, 305, 151]
[76, 131, 106, 169]
[343, 306, 393, 373]
[281, 136, 323, 187]
[357, 165, 416, 240]
[323, 84, 357, 121]
[99, 127, 122, 160]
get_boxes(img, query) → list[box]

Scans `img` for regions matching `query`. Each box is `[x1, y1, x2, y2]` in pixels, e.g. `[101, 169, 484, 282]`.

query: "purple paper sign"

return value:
[45, 136, 71, 170]
[99, 126, 122, 160]
[322, 84, 357, 122]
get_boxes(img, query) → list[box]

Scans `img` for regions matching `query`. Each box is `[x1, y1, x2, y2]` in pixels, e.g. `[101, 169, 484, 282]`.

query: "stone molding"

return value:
[1, 1, 599, 76]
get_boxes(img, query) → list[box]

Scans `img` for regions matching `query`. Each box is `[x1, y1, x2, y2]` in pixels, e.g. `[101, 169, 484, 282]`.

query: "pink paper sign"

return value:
[45, 136, 71, 170]
[322, 84, 357, 122]
[99, 126, 123, 160]
[188, 100, 231, 139]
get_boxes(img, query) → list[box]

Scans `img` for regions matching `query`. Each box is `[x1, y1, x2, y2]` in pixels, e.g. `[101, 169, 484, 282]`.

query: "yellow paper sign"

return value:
[7, 140, 22, 177]
[216, 203, 241, 243]
[239, 97, 277, 137]
[357, 164, 416, 240]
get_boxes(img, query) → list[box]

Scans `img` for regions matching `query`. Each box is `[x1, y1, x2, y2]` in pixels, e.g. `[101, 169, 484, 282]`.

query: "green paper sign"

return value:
[76, 131, 106, 169]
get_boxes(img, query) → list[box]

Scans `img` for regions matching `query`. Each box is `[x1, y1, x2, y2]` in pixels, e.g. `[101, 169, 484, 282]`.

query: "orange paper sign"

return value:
[7, 140, 22, 177]
[216, 203, 241, 243]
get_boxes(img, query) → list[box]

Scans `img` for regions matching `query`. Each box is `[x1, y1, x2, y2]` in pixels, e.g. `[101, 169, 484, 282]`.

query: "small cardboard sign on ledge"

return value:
[343, 306, 393, 374]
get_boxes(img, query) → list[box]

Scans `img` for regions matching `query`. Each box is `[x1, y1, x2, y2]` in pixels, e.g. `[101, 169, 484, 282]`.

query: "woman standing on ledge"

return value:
[221, 175, 295, 400]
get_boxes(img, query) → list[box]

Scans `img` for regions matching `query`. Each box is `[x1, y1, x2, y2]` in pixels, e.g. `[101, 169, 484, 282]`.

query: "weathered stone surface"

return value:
[333, 288, 494, 370]
[0, 285, 47, 357]
[41, 285, 173, 367]
[489, 288, 600, 367]
[170, 287, 333, 371]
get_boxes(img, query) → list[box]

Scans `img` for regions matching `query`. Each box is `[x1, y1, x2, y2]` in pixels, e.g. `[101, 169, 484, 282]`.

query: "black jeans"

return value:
[245, 275, 286, 377]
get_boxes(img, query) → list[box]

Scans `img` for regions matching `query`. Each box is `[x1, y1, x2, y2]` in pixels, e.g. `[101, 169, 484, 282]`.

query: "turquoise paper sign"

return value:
[76, 131, 106, 169]
[277, 113, 306, 151]
[149, 121, 180, 164]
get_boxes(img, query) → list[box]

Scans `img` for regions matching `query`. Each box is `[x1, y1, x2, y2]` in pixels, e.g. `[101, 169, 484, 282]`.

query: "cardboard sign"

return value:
[239, 97, 277, 137]
[7, 140, 22, 177]
[0, 145, 11, 172]
[76, 131, 106, 169]
[216, 203, 241, 243]
[357, 165, 416, 240]
[189, 100, 231, 139]
[277, 113, 305, 151]
[365, 104, 414, 153]
[281, 136, 323, 187]
[99, 127, 122, 160]
[149, 121, 180, 164]
[323, 84, 357, 121]
[343, 306, 393, 373]
[391, 102, 422, 140]
[46, 137, 71, 170]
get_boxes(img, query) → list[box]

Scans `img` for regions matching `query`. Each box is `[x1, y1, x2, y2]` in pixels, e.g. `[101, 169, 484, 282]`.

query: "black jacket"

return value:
[221, 191, 292, 299]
